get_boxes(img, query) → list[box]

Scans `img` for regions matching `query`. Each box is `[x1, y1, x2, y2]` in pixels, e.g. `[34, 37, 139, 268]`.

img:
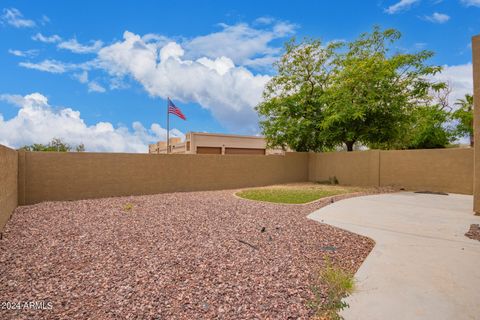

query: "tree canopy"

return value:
[452, 94, 474, 147]
[19, 138, 85, 152]
[256, 26, 455, 151]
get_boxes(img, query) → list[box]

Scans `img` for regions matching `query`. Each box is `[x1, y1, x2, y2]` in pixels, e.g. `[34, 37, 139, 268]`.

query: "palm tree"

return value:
[453, 94, 474, 147]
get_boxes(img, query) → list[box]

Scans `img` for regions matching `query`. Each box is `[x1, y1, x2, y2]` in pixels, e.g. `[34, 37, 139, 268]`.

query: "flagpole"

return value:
[166, 97, 170, 154]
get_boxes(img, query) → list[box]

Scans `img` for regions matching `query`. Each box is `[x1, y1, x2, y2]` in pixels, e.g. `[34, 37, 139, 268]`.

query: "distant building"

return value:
[149, 132, 286, 155]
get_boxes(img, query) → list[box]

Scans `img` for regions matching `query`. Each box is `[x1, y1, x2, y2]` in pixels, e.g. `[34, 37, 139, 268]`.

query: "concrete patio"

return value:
[309, 192, 480, 320]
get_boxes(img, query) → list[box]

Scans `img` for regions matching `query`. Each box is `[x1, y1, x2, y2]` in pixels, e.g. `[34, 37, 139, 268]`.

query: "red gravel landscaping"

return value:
[0, 190, 378, 319]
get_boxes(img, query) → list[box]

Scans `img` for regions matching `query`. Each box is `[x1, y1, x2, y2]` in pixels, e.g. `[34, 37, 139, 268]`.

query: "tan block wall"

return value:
[379, 148, 473, 194]
[19, 151, 309, 205]
[308, 151, 380, 186]
[0, 145, 18, 231]
[4, 144, 474, 209]
[309, 148, 473, 195]
[473, 35, 480, 212]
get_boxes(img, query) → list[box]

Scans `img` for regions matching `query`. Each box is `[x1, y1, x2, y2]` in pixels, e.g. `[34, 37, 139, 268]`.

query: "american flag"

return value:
[168, 98, 186, 120]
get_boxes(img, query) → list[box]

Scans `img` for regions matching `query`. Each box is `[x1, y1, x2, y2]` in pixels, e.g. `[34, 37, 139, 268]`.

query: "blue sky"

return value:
[0, 0, 478, 152]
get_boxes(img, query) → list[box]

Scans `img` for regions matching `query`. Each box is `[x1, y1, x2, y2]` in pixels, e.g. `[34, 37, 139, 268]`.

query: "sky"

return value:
[0, 0, 478, 152]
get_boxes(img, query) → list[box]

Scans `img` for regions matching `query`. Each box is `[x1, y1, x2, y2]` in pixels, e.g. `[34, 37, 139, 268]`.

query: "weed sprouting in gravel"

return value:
[123, 203, 133, 211]
[315, 176, 339, 185]
[307, 258, 355, 320]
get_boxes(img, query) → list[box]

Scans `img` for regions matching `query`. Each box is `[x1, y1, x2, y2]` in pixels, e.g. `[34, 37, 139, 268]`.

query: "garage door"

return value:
[225, 148, 266, 155]
[196, 147, 222, 154]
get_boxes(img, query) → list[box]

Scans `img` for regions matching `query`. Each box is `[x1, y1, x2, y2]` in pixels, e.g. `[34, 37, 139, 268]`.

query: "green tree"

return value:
[406, 105, 453, 149]
[49, 138, 71, 152]
[323, 27, 444, 151]
[257, 27, 444, 151]
[452, 94, 474, 147]
[75, 143, 86, 152]
[256, 38, 340, 151]
[372, 86, 454, 150]
[20, 138, 72, 152]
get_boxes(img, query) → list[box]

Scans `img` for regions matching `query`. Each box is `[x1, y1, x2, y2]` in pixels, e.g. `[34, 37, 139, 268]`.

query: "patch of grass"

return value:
[123, 203, 134, 211]
[237, 189, 341, 204]
[236, 183, 362, 204]
[308, 260, 355, 320]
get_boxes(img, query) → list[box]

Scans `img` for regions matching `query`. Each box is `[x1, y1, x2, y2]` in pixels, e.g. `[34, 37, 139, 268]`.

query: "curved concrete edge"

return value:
[308, 192, 480, 320]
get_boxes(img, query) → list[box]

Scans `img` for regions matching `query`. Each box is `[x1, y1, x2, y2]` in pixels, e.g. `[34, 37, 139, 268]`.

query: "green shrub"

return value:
[316, 176, 339, 185]
[307, 260, 355, 320]
[329, 176, 339, 185]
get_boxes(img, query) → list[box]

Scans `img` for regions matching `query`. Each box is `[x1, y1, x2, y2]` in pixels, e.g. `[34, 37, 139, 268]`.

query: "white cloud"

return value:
[184, 21, 295, 66]
[73, 71, 106, 93]
[32, 33, 62, 43]
[385, 0, 419, 14]
[88, 81, 106, 93]
[461, 0, 480, 7]
[414, 42, 427, 49]
[58, 38, 103, 54]
[40, 15, 50, 25]
[254, 16, 275, 25]
[0, 93, 181, 152]
[96, 31, 270, 132]
[1, 8, 35, 28]
[196, 56, 235, 75]
[73, 71, 89, 84]
[19, 59, 70, 73]
[8, 49, 38, 58]
[424, 12, 450, 23]
[432, 63, 473, 106]
[16, 22, 294, 132]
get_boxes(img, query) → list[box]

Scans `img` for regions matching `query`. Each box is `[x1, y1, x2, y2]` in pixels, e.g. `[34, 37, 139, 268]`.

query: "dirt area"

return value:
[465, 224, 480, 242]
[0, 188, 384, 319]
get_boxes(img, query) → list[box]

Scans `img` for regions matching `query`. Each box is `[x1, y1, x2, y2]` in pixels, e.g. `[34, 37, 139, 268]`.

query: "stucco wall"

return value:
[473, 35, 480, 212]
[380, 148, 473, 194]
[18, 151, 309, 205]
[309, 148, 473, 195]
[308, 151, 380, 186]
[0, 145, 18, 231]
[7, 145, 475, 207]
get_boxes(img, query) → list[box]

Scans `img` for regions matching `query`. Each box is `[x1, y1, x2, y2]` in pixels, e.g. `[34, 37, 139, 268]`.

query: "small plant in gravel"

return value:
[329, 176, 339, 185]
[315, 176, 339, 185]
[123, 203, 134, 211]
[307, 259, 355, 320]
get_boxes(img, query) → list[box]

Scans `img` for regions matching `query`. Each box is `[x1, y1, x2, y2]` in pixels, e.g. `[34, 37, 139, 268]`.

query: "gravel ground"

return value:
[0, 189, 383, 319]
[465, 224, 480, 242]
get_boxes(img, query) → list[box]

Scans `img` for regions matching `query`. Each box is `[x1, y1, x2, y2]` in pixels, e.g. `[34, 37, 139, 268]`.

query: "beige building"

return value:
[149, 132, 285, 155]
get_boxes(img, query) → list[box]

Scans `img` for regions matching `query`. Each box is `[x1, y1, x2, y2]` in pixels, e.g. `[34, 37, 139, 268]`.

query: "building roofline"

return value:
[188, 132, 265, 139]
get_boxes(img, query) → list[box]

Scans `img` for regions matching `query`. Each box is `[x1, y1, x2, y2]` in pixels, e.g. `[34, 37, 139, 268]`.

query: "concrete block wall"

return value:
[379, 148, 473, 195]
[473, 35, 480, 212]
[309, 148, 473, 195]
[0, 144, 476, 214]
[17, 151, 309, 205]
[308, 150, 380, 187]
[0, 145, 18, 231]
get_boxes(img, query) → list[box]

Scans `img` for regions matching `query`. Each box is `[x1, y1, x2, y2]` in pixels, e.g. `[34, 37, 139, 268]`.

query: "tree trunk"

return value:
[470, 133, 474, 148]
[345, 141, 355, 152]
